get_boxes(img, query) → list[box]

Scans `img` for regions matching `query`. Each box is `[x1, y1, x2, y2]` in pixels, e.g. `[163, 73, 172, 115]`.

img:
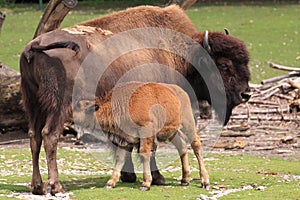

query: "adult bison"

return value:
[20, 5, 251, 195]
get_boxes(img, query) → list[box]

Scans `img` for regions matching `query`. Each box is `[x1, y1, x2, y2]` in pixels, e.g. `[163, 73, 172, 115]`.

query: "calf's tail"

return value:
[26, 41, 80, 63]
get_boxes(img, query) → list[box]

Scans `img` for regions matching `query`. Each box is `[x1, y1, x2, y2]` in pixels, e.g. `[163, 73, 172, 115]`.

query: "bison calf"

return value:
[73, 82, 209, 190]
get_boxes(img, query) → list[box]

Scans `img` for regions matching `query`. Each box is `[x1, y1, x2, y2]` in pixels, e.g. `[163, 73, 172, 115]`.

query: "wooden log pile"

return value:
[229, 62, 300, 129]
[200, 62, 300, 155]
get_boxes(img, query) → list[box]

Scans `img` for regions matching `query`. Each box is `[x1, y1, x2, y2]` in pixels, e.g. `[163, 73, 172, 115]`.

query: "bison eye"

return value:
[218, 63, 228, 70]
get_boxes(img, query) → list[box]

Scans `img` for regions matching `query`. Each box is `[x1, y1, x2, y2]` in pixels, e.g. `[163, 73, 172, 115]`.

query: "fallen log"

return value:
[0, 63, 27, 131]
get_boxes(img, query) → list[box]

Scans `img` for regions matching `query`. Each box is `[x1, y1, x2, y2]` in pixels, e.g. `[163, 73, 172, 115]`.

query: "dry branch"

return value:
[269, 62, 300, 72]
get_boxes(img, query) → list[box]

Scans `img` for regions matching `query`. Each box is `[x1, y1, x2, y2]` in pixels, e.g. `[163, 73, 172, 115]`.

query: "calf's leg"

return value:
[190, 134, 210, 189]
[171, 132, 191, 186]
[139, 137, 154, 191]
[106, 147, 129, 188]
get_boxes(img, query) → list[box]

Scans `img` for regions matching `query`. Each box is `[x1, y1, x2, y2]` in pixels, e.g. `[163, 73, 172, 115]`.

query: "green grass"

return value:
[0, 148, 299, 200]
[0, 3, 299, 83]
[186, 4, 300, 83]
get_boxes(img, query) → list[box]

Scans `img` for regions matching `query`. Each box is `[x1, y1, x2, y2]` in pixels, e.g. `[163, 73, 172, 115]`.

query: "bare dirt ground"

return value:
[1, 119, 299, 160]
[1, 115, 299, 200]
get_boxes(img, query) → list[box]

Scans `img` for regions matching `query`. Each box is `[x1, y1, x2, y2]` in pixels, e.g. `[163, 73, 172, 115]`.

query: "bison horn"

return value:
[224, 28, 230, 35]
[203, 30, 211, 53]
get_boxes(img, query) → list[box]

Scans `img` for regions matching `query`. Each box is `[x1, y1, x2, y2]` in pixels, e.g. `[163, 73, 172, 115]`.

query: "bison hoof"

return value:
[151, 170, 166, 185]
[120, 171, 137, 183]
[31, 184, 44, 195]
[181, 181, 189, 186]
[202, 183, 210, 190]
[104, 184, 114, 189]
[44, 180, 64, 195]
[140, 186, 150, 191]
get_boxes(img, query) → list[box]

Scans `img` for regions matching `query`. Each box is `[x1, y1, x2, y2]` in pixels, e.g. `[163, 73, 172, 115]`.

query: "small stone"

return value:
[199, 194, 209, 200]
[256, 186, 266, 191]
[212, 185, 220, 190]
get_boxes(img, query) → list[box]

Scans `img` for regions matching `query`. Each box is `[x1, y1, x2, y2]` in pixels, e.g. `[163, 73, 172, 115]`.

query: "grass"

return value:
[0, 3, 299, 83]
[0, 147, 299, 200]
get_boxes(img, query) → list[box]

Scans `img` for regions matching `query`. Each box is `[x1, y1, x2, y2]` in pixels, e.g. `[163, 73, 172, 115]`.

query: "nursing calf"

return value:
[73, 82, 209, 190]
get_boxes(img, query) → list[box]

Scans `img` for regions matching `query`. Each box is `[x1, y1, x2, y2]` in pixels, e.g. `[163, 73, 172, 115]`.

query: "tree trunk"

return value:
[0, 62, 27, 132]
[34, 0, 78, 38]
[0, 11, 5, 32]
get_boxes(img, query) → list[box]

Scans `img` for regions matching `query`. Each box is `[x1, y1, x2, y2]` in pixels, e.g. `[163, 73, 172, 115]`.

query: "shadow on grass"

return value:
[0, 183, 29, 192]
[0, 176, 200, 197]
[62, 176, 193, 191]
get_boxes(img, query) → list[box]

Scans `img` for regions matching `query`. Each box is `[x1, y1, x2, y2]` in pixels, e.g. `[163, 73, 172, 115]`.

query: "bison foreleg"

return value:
[120, 147, 166, 185]
[150, 144, 166, 185]
[120, 146, 137, 183]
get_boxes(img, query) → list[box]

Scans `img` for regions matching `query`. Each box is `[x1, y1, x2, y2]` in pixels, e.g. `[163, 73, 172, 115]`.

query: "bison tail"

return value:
[25, 41, 80, 63]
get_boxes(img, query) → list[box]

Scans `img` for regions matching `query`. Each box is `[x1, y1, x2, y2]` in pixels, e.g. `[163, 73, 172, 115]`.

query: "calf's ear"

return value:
[86, 104, 99, 113]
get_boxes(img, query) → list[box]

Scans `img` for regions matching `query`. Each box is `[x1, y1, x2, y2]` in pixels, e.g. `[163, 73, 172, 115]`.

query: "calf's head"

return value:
[73, 100, 99, 128]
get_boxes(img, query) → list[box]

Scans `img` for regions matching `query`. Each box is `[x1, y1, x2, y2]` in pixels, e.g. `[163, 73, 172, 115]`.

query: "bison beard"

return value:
[20, 5, 251, 195]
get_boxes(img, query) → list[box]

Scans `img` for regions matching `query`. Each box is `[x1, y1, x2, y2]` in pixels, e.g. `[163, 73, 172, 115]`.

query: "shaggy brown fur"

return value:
[80, 5, 198, 37]
[20, 27, 112, 195]
[20, 5, 250, 195]
[73, 82, 209, 190]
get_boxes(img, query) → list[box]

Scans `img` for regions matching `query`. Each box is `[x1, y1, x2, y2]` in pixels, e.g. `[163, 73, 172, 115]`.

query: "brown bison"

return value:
[20, 5, 250, 195]
[73, 82, 210, 191]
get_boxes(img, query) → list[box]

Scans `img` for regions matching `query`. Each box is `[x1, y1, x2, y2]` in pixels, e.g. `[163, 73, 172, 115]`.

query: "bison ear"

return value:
[203, 30, 212, 54]
[224, 28, 230, 35]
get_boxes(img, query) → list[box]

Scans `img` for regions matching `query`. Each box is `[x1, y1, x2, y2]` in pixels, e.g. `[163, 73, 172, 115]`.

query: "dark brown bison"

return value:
[20, 5, 250, 195]
[73, 82, 209, 190]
